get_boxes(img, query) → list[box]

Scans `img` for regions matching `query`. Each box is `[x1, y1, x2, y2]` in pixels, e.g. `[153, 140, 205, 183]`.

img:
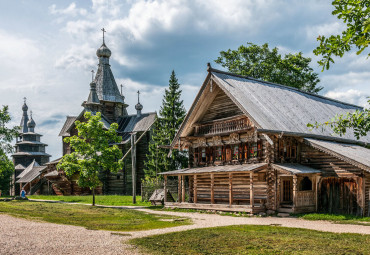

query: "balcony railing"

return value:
[194, 117, 251, 136]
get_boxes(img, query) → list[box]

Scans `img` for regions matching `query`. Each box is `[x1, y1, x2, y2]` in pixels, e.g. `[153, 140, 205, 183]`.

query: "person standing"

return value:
[20, 188, 26, 198]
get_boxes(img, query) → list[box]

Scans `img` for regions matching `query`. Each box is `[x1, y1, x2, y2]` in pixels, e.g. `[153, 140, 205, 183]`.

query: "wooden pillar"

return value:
[229, 173, 233, 206]
[315, 176, 321, 212]
[194, 175, 197, 203]
[182, 175, 186, 203]
[131, 133, 137, 204]
[211, 173, 215, 204]
[293, 175, 298, 211]
[250, 171, 254, 208]
[178, 175, 181, 203]
[164, 175, 168, 203]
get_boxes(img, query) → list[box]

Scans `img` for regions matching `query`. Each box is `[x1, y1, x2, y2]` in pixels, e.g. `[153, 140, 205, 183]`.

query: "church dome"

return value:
[22, 103, 28, 112]
[96, 43, 111, 58]
[27, 117, 36, 129]
[135, 102, 143, 111]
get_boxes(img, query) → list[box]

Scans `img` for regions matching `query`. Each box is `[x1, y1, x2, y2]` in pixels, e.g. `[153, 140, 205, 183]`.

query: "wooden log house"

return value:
[161, 64, 370, 216]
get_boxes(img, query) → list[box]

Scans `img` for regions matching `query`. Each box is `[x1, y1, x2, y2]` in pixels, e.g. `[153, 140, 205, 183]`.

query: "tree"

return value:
[57, 112, 123, 205]
[314, 0, 370, 70]
[0, 106, 19, 196]
[215, 43, 323, 93]
[308, 99, 370, 139]
[144, 71, 188, 178]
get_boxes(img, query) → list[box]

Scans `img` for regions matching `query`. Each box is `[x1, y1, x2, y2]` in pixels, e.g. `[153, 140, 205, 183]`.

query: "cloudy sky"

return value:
[1, 0, 369, 160]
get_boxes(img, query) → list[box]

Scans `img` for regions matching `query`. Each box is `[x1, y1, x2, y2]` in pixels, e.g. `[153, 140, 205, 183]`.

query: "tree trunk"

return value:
[92, 188, 95, 206]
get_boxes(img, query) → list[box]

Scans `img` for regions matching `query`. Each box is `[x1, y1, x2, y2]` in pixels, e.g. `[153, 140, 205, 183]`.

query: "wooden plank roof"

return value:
[58, 116, 77, 136]
[304, 138, 370, 172]
[16, 166, 47, 183]
[159, 163, 267, 175]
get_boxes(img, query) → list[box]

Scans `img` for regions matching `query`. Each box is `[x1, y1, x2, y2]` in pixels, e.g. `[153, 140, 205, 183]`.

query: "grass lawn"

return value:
[0, 201, 190, 231]
[28, 195, 151, 206]
[131, 225, 370, 255]
[296, 213, 370, 226]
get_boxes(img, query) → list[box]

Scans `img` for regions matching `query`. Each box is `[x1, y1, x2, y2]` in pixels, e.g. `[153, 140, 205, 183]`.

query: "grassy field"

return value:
[131, 225, 370, 255]
[0, 201, 190, 231]
[296, 213, 370, 226]
[29, 195, 151, 206]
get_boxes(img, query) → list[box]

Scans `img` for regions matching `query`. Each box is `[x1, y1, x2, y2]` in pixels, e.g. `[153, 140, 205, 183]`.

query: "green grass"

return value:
[296, 213, 370, 226]
[28, 195, 151, 206]
[0, 201, 191, 231]
[131, 225, 370, 255]
[154, 207, 252, 217]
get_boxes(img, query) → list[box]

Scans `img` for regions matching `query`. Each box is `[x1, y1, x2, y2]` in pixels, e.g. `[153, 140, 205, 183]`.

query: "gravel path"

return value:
[1, 206, 369, 255]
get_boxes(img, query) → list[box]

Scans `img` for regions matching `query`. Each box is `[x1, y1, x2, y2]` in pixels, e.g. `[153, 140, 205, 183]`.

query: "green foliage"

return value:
[145, 71, 188, 178]
[131, 225, 370, 255]
[297, 213, 370, 226]
[314, 0, 370, 70]
[0, 106, 19, 195]
[57, 112, 123, 194]
[0, 201, 190, 232]
[215, 43, 323, 93]
[307, 99, 370, 139]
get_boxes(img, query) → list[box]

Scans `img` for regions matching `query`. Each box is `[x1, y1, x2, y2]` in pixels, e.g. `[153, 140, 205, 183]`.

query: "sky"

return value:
[1, 0, 369, 160]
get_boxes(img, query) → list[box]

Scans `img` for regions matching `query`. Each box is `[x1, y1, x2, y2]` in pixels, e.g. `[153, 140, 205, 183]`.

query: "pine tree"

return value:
[144, 71, 188, 178]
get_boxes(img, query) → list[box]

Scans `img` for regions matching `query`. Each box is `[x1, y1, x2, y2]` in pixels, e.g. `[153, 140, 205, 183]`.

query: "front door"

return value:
[281, 177, 293, 204]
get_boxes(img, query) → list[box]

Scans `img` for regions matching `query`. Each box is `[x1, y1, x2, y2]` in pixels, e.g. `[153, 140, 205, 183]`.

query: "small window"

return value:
[117, 175, 121, 180]
[299, 177, 312, 191]
[215, 146, 222, 161]
[233, 145, 239, 160]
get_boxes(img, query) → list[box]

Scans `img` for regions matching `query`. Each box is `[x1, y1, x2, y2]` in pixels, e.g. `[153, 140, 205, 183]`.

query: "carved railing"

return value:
[296, 191, 315, 207]
[194, 118, 251, 136]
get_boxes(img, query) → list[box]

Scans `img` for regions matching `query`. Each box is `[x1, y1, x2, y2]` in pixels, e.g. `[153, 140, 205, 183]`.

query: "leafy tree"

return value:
[308, 99, 370, 140]
[215, 43, 323, 93]
[57, 112, 123, 205]
[144, 71, 188, 178]
[314, 0, 370, 70]
[0, 106, 19, 196]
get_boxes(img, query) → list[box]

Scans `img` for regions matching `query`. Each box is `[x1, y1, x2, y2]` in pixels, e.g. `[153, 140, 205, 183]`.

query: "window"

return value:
[194, 148, 199, 165]
[215, 146, 222, 161]
[249, 143, 258, 158]
[243, 143, 248, 160]
[299, 177, 312, 191]
[201, 148, 206, 162]
[278, 139, 297, 160]
[232, 145, 239, 160]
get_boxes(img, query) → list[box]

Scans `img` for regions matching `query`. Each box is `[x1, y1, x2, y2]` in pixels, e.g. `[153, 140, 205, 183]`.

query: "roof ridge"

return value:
[209, 67, 363, 109]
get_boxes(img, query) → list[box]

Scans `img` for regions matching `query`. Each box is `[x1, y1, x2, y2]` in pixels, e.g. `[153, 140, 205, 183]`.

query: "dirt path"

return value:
[1, 205, 369, 255]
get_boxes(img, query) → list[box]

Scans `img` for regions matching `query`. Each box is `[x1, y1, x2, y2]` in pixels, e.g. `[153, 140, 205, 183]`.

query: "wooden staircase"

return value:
[277, 204, 293, 217]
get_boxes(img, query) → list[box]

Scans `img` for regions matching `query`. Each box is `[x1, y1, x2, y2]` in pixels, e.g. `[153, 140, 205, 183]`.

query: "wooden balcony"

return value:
[194, 116, 251, 136]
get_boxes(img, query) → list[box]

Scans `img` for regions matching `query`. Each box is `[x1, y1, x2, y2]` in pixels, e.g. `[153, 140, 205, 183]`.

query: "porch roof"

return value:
[304, 138, 370, 172]
[159, 163, 268, 176]
[271, 163, 321, 175]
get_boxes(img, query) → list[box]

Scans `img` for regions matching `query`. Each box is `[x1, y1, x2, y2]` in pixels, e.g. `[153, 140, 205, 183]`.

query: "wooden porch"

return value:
[162, 163, 268, 214]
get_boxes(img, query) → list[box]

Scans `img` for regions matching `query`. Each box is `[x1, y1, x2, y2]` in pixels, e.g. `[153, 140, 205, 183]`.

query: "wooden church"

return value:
[46, 34, 156, 195]
[161, 64, 370, 216]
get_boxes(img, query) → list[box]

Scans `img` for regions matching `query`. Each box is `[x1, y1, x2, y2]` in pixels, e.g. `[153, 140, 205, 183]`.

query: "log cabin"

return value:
[161, 64, 370, 216]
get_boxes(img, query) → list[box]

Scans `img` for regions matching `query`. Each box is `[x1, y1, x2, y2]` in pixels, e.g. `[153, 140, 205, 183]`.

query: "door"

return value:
[281, 178, 293, 204]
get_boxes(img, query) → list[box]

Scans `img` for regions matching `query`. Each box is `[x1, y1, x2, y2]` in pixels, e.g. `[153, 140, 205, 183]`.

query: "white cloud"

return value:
[306, 22, 345, 39]
[325, 89, 369, 107]
[55, 43, 96, 70]
[49, 3, 87, 17]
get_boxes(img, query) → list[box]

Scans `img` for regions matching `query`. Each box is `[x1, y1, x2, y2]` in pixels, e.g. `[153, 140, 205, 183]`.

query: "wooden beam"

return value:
[293, 175, 298, 212]
[229, 173, 233, 206]
[315, 176, 321, 212]
[250, 171, 254, 208]
[194, 175, 197, 203]
[211, 173, 215, 204]
[164, 175, 167, 203]
[182, 175, 186, 202]
[178, 175, 181, 203]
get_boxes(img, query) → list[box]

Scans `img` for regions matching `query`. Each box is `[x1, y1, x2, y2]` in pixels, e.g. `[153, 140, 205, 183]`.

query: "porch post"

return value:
[194, 175, 197, 203]
[164, 175, 167, 203]
[229, 173, 233, 206]
[293, 175, 298, 211]
[315, 175, 321, 212]
[182, 175, 186, 202]
[250, 171, 254, 208]
[211, 173, 215, 204]
[178, 175, 181, 203]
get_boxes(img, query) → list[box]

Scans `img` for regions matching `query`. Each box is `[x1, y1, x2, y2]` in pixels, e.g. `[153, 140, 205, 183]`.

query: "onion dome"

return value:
[27, 117, 36, 129]
[135, 102, 143, 111]
[135, 90, 143, 117]
[96, 43, 111, 58]
[22, 103, 28, 112]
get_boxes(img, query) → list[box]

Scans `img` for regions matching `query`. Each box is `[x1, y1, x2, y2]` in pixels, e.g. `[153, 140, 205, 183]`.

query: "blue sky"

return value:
[1, 0, 369, 160]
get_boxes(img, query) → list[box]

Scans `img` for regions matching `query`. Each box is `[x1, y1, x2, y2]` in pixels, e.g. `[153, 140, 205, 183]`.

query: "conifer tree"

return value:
[144, 71, 187, 178]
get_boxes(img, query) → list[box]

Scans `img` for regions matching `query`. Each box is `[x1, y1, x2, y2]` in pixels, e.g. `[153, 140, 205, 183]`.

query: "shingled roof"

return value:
[118, 112, 157, 143]
[173, 68, 370, 146]
[59, 116, 77, 136]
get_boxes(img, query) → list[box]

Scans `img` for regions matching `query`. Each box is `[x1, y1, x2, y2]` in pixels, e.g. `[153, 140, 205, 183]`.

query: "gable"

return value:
[200, 89, 244, 123]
